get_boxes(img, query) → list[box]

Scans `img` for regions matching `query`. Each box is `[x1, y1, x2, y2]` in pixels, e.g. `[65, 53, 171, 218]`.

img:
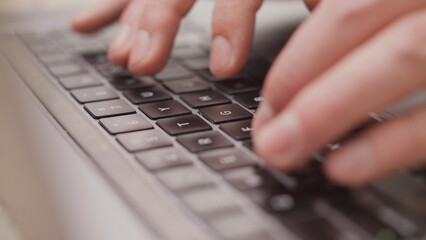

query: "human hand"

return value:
[72, 0, 263, 77]
[252, 0, 426, 186]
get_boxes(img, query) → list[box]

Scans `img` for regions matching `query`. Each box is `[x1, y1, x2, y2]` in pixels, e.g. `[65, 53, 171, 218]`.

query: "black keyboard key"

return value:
[330, 196, 402, 239]
[180, 90, 230, 108]
[215, 77, 260, 94]
[111, 76, 155, 90]
[220, 120, 253, 140]
[59, 74, 102, 90]
[157, 166, 213, 192]
[234, 92, 263, 109]
[163, 77, 210, 94]
[171, 47, 207, 59]
[71, 86, 118, 103]
[136, 148, 191, 171]
[155, 66, 193, 82]
[223, 167, 266, 191]
[117, 129, 172, 152]
[182, 57, 210, 70]
[139, 100, 191, 119]
[290, 218, 361, 240]
[124, 87, 172, 104]
[157, 115, 211, 136]
[83, 52, 109, 65]
[200, 149, 254, 171]
[243, 58, 271, 82]
[99, 114, 152, 134]
[248, 189, 315, 224]
[84, 99, 135, 119]
[49, 64, 85, 77]
[177, 131, 233, 153]
[96, 63, 132, 78]
[200, 104, 252, 124]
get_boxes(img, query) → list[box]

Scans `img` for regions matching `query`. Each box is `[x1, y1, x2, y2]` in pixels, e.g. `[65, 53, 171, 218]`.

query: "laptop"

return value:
[0, 1, 425, 240]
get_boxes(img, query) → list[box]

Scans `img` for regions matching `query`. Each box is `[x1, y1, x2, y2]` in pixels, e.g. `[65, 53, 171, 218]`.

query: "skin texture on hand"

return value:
[72, 0, 426, 187]
[72, 0, 263, 77]
[252, 0, 426, 186]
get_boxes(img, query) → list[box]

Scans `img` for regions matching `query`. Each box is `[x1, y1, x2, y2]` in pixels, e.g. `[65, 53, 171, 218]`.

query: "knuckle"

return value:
[145, 0, 192, 17]
[216, 0, 262, 12]
[321, 0, 380, 25]
[141, 0, 181, 29]
[391, 14, 426, 63]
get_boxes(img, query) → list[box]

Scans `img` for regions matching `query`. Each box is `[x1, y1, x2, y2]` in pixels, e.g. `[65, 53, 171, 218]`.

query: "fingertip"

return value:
[324, 143, 371, 187]
[324, 161, 367, 187]
[252, 100, 275, 133]
[128, 30, 155, 75]
[210, 36, 236, 78]
[71, 13, 89, 32]
[107, 24, 135, 66]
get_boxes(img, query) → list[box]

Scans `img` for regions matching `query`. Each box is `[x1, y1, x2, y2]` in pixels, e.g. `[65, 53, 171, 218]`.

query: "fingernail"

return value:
[210, 36, 233, 75]
[253, 100, 274, 131]
[254, 112, 300, 160]
[131, 30, 151, 65]
[327, 141, 371, 182]
[110, 24, 131, 52]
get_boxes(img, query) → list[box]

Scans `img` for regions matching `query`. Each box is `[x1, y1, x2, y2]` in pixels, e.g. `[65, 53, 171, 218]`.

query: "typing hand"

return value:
[253, 0, 426, 186]
[72, 0, 263, 77]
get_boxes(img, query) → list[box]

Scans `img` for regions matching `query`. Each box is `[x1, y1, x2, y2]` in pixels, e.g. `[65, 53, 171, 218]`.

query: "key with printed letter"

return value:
[180, 90, 230, 108]
[139, 100, 191, 119]
[199, 149, 254, 171]
[234, 92, 263, 109]
[84, 99, 135, 119]
[99, 114, 152, 134]
[117, 129, 172, 152]
[157, 115, 211, 136]
[59, 74, 102, 90]
[111, 76, 155, 90]
[136, 148, 191, 171]
[71, 86, 118, 103]
[220, 120, 253, 140]
[200, 104, 252, 124]
[124, 87, 172, 104]
[177, 131, 233, 153]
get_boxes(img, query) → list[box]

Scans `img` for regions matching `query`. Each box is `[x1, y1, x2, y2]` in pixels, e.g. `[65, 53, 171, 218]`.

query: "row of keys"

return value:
[25, 32, 276, 239]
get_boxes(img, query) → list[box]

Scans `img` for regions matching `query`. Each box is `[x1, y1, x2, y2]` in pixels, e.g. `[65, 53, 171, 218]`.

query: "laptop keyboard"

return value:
[18, 28, 426, 240]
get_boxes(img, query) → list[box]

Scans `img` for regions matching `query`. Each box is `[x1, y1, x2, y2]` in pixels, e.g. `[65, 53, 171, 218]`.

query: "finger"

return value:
[72, 0, 130, 33]
[210, 0, 263, 78]
[108, 0, 145, 66]
[253, 9, 426, 170]
[128, 0, 196, 75]
[253, 0, 426, 131]
[325, 105, 426, 186]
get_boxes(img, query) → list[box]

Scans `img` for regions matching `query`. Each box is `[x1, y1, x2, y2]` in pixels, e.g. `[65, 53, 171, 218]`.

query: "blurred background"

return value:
[0, 1, 97, 240]
[0, 0, 96, 13]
